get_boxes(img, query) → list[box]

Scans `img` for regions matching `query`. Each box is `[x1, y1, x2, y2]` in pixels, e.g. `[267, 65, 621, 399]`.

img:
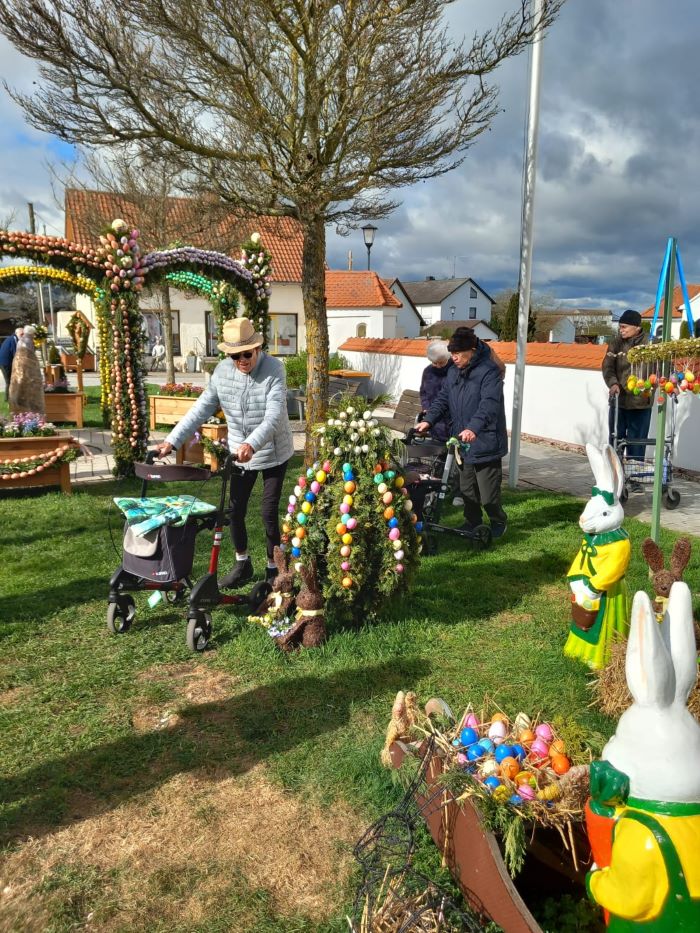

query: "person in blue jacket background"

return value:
[0, 327, 23, 402]
[416, 327, 508, 538]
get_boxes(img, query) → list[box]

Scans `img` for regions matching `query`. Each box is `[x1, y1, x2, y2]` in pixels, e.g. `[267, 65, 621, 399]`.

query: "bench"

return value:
[376, 388, 423, 435]
[294, 377, 361, 420]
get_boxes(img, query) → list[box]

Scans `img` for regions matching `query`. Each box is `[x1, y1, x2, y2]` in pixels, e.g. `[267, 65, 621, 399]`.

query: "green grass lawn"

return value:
[0, 467, 697, 931]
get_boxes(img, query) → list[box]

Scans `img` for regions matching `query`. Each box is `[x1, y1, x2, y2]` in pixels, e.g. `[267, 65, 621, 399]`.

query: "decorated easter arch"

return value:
[0, 226, 274, 475]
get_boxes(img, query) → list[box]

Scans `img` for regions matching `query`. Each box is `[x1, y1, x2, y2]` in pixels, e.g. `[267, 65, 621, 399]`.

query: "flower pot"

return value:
[149, 394, 199, 430]
[43, 392, 85, 428]
[0, 433, 78, 494]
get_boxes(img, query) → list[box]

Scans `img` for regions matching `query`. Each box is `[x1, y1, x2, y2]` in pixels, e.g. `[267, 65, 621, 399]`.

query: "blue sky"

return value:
[2, 0, 700, 312]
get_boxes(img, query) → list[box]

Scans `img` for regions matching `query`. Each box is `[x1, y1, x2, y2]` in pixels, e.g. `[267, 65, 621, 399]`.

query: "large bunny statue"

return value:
[586, 584, 700, 929]
[565, 444, 631, 669]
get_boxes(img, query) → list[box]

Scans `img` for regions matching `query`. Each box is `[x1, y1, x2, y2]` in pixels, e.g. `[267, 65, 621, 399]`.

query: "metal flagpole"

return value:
[650, 239, 676, 542]
[509, 0, 545, 489]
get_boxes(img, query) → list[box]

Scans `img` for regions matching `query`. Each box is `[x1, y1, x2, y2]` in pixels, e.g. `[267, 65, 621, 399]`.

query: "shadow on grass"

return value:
[0, 577, 110, 629]
[0, 657, 430, 843]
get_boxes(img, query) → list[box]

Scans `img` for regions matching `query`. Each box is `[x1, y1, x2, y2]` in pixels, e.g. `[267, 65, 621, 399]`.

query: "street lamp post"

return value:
[361, 223, 377, 270]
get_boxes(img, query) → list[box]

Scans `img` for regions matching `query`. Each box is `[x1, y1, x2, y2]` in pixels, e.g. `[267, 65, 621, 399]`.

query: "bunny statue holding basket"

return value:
[565, 443, 631, 670]
[586, 584, 700, 929]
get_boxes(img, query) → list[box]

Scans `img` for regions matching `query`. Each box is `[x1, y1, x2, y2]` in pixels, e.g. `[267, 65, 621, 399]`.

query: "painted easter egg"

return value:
[389, 528, 400, 541]
[551, 754, 571, 775]
[484, 776, 502, 792]
[344, 481, 356, 493]
[499, 757, 520, 781]
[494, 744, 514, 763]
[467, 745, 485, 761]
[515, 771, 536, 788]
[514, 712, 531, 734]
[529, 738, 550, 758]
[340, 545, 351, 558]
[463, 712, 480, 729]
[395, 563, 404, 573]
[479, 738, 495, 753]
[488, 721, 507, 742]
[479, 759, 499, 778]
[383, 491, 393, 505]
[301, 501, 311, 514]
[535, 723, 554, 742]
[460, 727, 478, 747]
[336, 523, 346, 535]
[550, 739, 566, 755]
[519, 728, 536, 746]
[517, 784, 536, 801]
[346, 518, 358, 530]
[384, 507, 395, 520]
[493, 785, 510, 803]
[342, 577, 353, 588]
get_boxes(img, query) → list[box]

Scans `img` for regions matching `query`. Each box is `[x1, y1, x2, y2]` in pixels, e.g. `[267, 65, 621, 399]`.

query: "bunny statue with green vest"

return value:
[585, 583, 700, 929]
[565, 443, 631, 669]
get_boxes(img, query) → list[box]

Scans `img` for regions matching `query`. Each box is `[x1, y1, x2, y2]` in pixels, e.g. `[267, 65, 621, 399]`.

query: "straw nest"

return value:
[591, 629, 700, 721]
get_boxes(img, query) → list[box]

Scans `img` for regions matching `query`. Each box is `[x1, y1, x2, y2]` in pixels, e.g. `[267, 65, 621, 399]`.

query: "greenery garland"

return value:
[628, 336, 700, 364]
[0, 444, 78, 478]
[281, 396, 421, 625]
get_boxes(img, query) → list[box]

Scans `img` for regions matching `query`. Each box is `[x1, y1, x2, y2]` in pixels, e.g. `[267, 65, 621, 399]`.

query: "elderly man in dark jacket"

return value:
[602, 309, 652, 460]
[417, 327, 508, 538]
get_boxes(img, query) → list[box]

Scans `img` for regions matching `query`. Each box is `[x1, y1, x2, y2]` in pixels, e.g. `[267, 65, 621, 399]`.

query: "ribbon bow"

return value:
[592, 486, 615, 505]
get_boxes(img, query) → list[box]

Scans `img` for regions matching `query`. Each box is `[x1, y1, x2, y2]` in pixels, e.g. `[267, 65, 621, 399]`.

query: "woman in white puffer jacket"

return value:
[156, 318, 293, 587]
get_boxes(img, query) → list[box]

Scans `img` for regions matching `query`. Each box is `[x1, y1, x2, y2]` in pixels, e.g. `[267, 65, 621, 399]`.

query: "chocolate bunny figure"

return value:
[276, 560, 327, 651]
[641, 537, 692, 619]
[254, 546, 296, 620]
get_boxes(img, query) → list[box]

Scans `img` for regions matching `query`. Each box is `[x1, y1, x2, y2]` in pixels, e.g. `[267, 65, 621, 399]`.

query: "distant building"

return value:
[641, 284, 700, 340]
[400, 276, 494, 327]
[421, 318, 498, 342]
[325, 271, 403, 351]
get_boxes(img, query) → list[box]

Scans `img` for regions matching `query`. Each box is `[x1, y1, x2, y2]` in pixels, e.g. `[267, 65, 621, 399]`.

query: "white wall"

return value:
[389, 281, 423, 338]
[550, 317, 576, 343]
[340, 347, 700, 472]
[327, 308, 387, 352]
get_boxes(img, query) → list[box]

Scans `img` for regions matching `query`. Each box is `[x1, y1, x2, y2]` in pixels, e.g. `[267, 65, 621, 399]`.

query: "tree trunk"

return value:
[159, 283, 176, 383]
[301, 214, 329, 462]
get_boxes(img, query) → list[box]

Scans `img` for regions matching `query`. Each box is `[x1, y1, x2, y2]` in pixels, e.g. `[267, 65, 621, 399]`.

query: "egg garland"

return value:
[282, 460, 332, 561]
[0, 442, 79, 478]
[627, 340, 700, 406]
[375, 464, 420, 574]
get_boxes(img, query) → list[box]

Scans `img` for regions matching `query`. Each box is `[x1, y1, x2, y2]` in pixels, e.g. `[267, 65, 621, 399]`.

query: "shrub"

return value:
[284, 350, 350, 389]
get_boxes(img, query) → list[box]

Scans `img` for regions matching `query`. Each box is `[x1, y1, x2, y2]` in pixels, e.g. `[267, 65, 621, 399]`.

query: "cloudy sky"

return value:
[1, 0, 699, 311]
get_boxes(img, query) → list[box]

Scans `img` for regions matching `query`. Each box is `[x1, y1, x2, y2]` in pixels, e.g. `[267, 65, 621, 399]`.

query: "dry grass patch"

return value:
[131, 661, 239, 733]
[0, 765, 366, 931]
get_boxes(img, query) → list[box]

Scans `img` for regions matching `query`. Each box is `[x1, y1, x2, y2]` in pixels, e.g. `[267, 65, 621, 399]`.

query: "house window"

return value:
[142, 310, 181, 355]
[470, 287, 478, 299]
[269, 313, 298, 355]
[356, 323, 367, 338]
[205, 311, 218, 356]
[468, 307, 477, 319]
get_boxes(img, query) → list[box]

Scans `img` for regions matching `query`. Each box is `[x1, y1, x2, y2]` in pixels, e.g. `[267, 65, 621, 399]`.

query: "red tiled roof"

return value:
[64, 188, 304, 282]
[641, 284, 700, 318]
[339, 337, 607, 371]
[325, 271, 402, 309]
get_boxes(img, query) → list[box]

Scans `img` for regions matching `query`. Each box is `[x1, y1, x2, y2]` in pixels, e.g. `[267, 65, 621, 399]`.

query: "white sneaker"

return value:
[452, 496, 464, 506]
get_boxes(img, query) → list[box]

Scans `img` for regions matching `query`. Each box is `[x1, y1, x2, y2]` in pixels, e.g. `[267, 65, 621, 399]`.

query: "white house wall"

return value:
[340, 347, 700, 473]
[327, 308, 386, 352]
[388, 282, 422, 338]
[439, 281, 492, 324]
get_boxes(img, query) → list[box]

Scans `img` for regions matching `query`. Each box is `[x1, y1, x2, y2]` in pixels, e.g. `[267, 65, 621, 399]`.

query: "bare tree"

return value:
[54, 147, 235, 382]
[0, 0, 563, 450]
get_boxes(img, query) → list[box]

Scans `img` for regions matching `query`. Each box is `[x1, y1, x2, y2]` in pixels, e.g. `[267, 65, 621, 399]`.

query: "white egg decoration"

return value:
[361, 444, 369, 453]
[339, 411, 347, 420]
[334, 447, 343, 456]
[488, 720, 507, 743]
[363, 410, 372, 420]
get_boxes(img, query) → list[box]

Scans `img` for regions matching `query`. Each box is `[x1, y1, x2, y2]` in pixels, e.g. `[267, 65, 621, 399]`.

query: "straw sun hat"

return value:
[217, 317, 264, 354]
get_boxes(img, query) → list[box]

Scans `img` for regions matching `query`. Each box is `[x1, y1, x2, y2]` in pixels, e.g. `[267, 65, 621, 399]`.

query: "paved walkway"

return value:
[64, 378, 697, 534]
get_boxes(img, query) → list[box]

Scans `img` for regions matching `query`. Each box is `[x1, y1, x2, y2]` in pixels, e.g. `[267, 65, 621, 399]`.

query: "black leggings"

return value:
[228, 459, 289, 560]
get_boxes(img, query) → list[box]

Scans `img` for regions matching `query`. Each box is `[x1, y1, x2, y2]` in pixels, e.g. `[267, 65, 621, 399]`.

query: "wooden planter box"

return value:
[149, 394, 200, 430]
[0, 434, 78, 495]
[176, 423, 228, 472]
[44, 392, 85, 429]
[59, 350, 95, 372]
[389, 742, 589, 933]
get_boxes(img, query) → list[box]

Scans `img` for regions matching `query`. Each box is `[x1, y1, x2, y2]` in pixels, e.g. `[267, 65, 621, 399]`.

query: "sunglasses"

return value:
[231, 350, 255, 361]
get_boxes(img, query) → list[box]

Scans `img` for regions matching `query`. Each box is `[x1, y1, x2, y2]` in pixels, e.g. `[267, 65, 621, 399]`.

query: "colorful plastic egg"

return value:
[336, 523, 346, 535]
[491, 712, 509, 725]
[404, 499, 413, 511]
[383, 491, 393, 505]
[460, 727, 478, 747]
[341, 576, 352, 588]
[479, 737, 495, 753]
[499, 757, 520, 781]
[394, 549, 404, 560]
[341, 561, 350, 571]
[467, 745, 485, 762]
[282, 523, 291, 534]
[456, 752, 468, 767]
[389, 528, 400, 541]
[550, 739, 566, 755]
[310, 480, 321, 494]
[288, 495, 297, 506]
[378, 482, 388, 494]
[346, 517, 357, 530]
[529, 738, 549, 758]
[301, 474, 309, 485]
[484, 776, 502, 792]
[304, 491, 316, 503]
[294, 485, 302, 497]
[322, 460, 331, 472]
[373, 473, 384, 484]
[519, 728, 536, 746]
[488, 721, 507, 742]
[395, 476, 405, 488]
[514, 712, 531, 734]
[515, 771, 536, 788]
[339, 502, 350, 514]
[315, 470, 327, 483]
[479, 758, 499, 777]
[494, 744, 514, 763]
[291, 537, 301, 548]
[395, 563, 404, 573]
[344, 480, 356, 493]
[551, 754, 571, 775]
[388, 517, 399, 529]
[517, 784, 536, 801]
[341, 514, 351, 526]
[342, 462, 352, 472]
[343, 494, 354, 506]
[340, 545, 351, 558]
[493, 785, 510, 803]
[463, 712, 480, 729]
[511, 744, 526, 762]
[535, 723, 554, 742]
[291, 547, 301, 558]
[301, 501, 311, 514]
[392, 539, 403, 550]
[509, 794, 524, 806]
[297, 513, 307, 525]
[383, 507, 395, 520]
[342, 533, 353, 545]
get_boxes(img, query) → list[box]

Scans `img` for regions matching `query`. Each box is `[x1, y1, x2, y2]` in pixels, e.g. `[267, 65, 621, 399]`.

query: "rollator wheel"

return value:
[164, 587, 188, 605]
[186, 611, 212, 652]
[248, 580, 272, 609]
[473, 525, 493, 550]
[107, 595, 136, 634]
[663, 489, 681, 510]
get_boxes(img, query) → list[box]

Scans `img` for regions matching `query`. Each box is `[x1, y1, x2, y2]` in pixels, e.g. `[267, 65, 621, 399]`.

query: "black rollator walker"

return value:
[107, 452, 271, 651]
[611, 393, 681, 510]
[401, 428, 492, 555]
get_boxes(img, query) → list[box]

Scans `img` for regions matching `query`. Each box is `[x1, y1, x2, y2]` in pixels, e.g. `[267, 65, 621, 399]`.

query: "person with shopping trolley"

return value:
[154, 317, 294, 587]
[602, 309, 653, 468]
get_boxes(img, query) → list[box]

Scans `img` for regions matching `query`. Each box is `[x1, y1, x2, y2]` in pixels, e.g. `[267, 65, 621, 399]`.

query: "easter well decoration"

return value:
[0, 225, 273, 476]
[280, 396, 421, 624]
[586, 584, 700, 930]
[565, 443, 631, 671]
[628, 337, 700, 405]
